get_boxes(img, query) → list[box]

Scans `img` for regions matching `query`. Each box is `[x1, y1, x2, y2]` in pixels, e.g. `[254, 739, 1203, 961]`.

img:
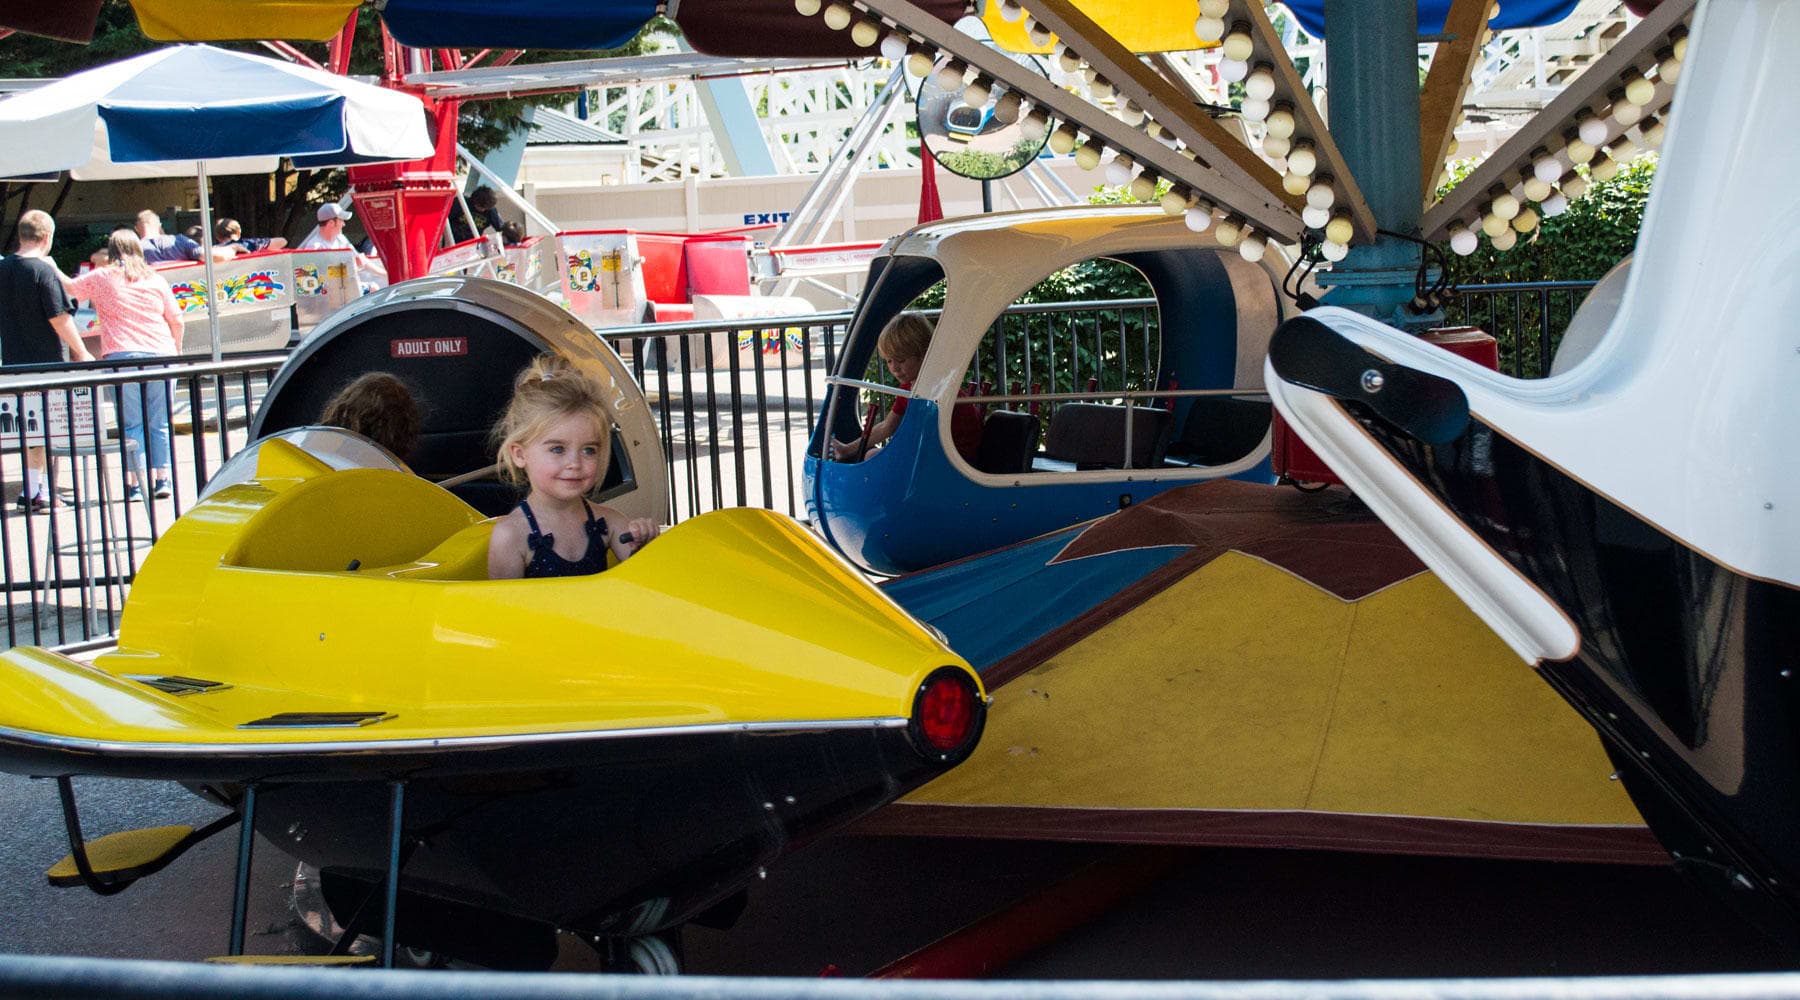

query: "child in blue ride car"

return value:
[486, 355, 659, 579]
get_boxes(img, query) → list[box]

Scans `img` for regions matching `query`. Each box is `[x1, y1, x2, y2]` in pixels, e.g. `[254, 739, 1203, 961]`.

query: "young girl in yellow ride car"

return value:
[486, 355, 659, 579]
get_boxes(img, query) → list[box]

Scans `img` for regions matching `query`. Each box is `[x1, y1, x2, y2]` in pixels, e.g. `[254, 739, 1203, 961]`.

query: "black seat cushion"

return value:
[975, 410, 1041, 474]
[1043, 403, 1171, 469]
[1167, 397, 1272, 466]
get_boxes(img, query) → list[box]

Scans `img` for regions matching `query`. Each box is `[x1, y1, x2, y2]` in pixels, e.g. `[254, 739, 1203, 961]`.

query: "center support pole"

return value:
[1320, 0, 1426, 319]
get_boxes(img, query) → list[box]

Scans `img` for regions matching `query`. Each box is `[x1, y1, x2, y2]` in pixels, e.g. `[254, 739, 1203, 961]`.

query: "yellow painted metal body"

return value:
[985, 1, 1217, 54]
[0, 441, 975, 757]
[130, 0, 362, 41]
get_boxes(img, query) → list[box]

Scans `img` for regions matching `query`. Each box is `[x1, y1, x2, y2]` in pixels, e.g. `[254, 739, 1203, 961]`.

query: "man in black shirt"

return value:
[0, 210, 95, 511]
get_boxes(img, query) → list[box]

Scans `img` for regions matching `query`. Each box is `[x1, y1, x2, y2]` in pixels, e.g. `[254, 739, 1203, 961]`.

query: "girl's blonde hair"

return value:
[105, 229, 154, 282]
[493, 354, 614, 490]
[877, 312, 934, 363]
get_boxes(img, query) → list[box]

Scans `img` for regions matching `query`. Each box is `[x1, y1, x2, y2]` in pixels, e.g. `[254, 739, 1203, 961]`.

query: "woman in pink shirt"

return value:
[66, 230, 184, 500]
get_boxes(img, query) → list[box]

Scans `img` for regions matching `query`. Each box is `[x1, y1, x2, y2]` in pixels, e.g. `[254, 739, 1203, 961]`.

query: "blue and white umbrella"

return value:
[0, 45, 433, 357]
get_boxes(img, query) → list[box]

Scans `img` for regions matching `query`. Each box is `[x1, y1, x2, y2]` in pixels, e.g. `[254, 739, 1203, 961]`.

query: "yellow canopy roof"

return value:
[984, 0, 1217, 54]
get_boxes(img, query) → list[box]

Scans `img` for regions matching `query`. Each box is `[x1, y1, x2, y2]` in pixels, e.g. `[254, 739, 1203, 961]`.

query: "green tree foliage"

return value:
[1442, 155, 1655, 284]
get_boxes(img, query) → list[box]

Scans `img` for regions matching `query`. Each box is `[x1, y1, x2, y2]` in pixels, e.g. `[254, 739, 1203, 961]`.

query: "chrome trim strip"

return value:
[0, 716, 912, 761]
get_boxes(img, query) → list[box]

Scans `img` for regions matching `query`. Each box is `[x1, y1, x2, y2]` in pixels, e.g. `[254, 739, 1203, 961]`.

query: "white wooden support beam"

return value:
[1213, 0, 1377, 243]
[1421, 0, 1694, 242]
[1014, 0, 1305, 240]
[855, 0, 1302, 239]
[1419, 0, 1493, 200]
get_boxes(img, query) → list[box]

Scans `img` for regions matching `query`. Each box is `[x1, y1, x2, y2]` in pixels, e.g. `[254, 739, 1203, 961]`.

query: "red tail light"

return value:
[911, 668, 982, 759]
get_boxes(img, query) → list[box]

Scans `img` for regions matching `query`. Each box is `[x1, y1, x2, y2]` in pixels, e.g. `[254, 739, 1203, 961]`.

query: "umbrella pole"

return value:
[197, 160, 222, 363]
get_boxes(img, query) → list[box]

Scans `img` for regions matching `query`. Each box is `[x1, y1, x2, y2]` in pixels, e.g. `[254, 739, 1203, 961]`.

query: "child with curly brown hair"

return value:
[319, 372, 423, 463]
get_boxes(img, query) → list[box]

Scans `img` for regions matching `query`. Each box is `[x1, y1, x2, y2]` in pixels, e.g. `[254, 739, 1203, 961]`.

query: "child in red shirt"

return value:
[828, 313, 981, 463]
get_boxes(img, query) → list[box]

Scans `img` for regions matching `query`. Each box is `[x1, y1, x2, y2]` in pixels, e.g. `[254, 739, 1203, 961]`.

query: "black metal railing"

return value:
[1445, 280, 1598, 378]
[0, 282, 1594, 651]
[0, 354, 284, 649]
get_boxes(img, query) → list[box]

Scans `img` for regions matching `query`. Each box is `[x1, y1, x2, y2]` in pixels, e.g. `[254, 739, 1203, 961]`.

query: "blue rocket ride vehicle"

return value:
[805, 206, 1294, 576]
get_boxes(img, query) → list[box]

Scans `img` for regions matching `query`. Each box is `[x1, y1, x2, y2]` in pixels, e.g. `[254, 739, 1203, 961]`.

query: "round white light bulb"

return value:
[1106, 155, 1135, 186]
[1658, 56, 1681, 83]
[1241, 97, 1270, 122]
[1185, 205, 1214, 232]
[1321, 240, 1349, 263]
[1561, 174, 1588, 200]
[1532, 155, 1562, 185]
[1199, 0, 1230, 17]
[1090, 77, 1114, 100]
[994, 91, 1023, 124]
[1481, 213, 1507, 238]
[1565, 137, 1595, 164]
[1120, 100, 1145, 126]
[1511, 207, 1539, 233]
[1590, 157, 1618, 182]
[1287, 142, 1317, 176]
[1020, 109, 1049, 141]
[851, 19, 881, 46]
[1245, 67, 1276, 101]
[1265, 107, 1296, 139]
[1672, 34, 1687, 60]
[1056, 45, 1082, 73]
[795, 0, 822, 15]
[1130, 173, 1158, 202]
[963, 79, 991, 107]
[936, 61, 967, 91]
[1491, 192, 1520, 220]
[1215, 218, 1243, 247]
[1306, 179, 1335, 209]
[1160, 189, 1191, 215]
[1302, 205, 1331, 229]
[1239, 232, 1268, 262]
[1075, 142, 1104, 170]
[907, 50, 936, 77]
[881, 33, 910, 61]
[1222, 30, 1255, 62]
[1218, 58, 1248, 83]
[1450, 227, 1479, 256]
[1262, 134, 1291, 158]
[1623, 72, 1655, 107]
[1611, 101, 1642, 126]
[1640, 118, 1666, 147]
[1540, 192, 1569, 217]
[1027, 20, 1054, 46]
[822, 3, 854, 30]
[1577, 116, 1608, 146]
[1194, 15, 1226, 43]
[1049, 125, 1079, 154]
[1522, 177, 1552, 202]
[1324, 214, 1353, 245]
[1282, 172, 1310, 195]
[1491, 228, 1517, 251]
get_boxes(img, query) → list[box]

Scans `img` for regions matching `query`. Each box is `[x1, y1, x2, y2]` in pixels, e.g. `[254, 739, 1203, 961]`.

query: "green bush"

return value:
[1443, 155, 1655, 284]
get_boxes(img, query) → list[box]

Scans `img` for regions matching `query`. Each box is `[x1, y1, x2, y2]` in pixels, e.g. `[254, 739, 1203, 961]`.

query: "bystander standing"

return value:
[0, 210, 96, 512]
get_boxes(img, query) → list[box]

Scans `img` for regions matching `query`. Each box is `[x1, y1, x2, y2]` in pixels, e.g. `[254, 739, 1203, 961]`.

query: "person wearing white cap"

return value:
[298, 203, 387, 290]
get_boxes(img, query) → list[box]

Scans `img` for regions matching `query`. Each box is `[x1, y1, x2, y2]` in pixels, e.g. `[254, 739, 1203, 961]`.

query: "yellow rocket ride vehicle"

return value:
[0, 440, 983, 967]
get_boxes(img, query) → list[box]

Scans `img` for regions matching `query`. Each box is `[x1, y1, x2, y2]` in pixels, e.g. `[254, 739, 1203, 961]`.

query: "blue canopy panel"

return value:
[1282, 0, 1580, 36]
[99, 96, 347, 163]
[380, 0, 659, 49]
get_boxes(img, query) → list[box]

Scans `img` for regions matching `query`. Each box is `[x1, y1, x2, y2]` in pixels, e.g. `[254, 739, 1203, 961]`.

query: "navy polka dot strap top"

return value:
[519, 500, 609, 579]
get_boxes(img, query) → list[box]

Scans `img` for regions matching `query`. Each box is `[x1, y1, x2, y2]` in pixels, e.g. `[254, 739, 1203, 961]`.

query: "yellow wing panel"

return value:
[908, 552, 1639, 827]
[131, 0, 361, 41]
[986, 1, 1215, 54]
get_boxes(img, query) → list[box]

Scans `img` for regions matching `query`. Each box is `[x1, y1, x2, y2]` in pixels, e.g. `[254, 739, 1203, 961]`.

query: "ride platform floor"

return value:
[0, 773, 1791, 977]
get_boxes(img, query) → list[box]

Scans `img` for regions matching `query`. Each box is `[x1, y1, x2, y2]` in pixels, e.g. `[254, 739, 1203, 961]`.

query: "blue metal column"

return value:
[1320, 0, 1424, 319]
